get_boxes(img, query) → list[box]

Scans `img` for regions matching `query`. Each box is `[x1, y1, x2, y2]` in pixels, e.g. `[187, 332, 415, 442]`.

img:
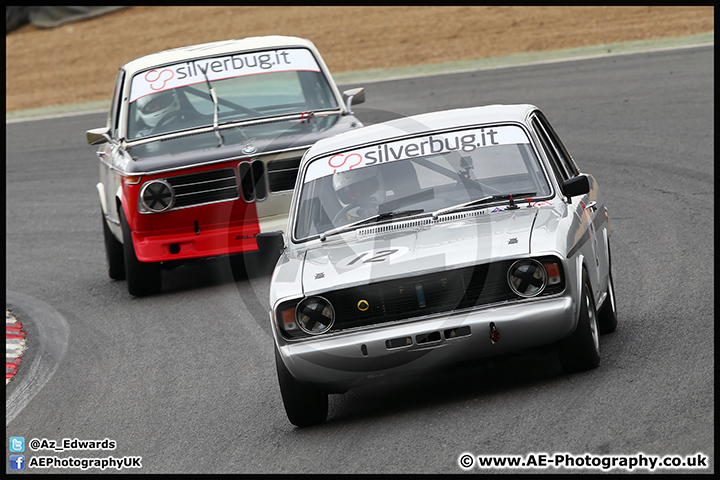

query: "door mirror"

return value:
[87, 127, 111, 146]
[256, 231, 285, 253]
[562, 174, 590, 198]
[342, 87, 365, 113]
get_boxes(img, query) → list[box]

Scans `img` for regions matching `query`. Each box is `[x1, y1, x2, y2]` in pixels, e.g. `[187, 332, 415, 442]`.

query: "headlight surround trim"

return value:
[295, 296, 336, 335]
[507, 258, 548, 298]
[139, 179, 175, 213]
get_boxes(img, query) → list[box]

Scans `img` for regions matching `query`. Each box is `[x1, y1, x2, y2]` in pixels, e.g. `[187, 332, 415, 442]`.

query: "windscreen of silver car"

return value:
[319, 209, 425, 241]
[432, 192, 536, 219]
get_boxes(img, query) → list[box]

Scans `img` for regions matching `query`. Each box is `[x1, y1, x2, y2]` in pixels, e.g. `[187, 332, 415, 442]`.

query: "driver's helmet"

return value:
[135, 90, 180, 127]
[333, 168, 384, 206]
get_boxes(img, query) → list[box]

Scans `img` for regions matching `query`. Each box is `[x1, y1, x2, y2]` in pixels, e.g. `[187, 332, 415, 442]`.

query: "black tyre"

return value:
[120, 209, 161, 296]
[244, 251, 281, 278]
[102, 209, 125, 280]
[598, 271, 618, 334]
[598, 243, 618, 334]
[559, 270, 601, 373]
[275, 347, 328, 427]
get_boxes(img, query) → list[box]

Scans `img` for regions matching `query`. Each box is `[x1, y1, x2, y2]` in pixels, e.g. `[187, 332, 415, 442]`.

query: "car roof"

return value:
[303, 104, 540, 161]
[120, 35, 319, 75]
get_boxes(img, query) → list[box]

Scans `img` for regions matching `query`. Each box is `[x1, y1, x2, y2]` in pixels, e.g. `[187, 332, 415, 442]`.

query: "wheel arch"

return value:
[96, 182, 108, 215]
[115, 185, 126, 219]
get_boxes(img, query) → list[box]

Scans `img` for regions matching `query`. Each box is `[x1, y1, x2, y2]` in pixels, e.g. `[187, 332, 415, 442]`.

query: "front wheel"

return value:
[275, 347, 328, 427]
[559, 270, 601, 373]
[120, 209, 161, 296]
[598, 271, 618, 334]
[102, 209, 125, 280]
[243, 251, 281, 278]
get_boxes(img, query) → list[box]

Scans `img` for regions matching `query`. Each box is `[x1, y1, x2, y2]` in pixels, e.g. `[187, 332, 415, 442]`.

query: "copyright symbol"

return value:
[30, 438, 41, 450]
[459, 453, 475, 469]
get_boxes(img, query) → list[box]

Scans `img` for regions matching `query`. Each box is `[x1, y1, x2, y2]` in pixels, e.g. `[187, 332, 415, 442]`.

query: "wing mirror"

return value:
[342, 87, 365, 114]
[86, 127, 111, 146]
[562, 174, 590, 199]
[256, 231, 286, 253]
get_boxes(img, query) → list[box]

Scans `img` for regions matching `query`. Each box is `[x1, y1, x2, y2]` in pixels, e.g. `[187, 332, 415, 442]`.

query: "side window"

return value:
[535, 112, 580, 176]
[110, 69, 126, 138]
[532, 117, 568, 184]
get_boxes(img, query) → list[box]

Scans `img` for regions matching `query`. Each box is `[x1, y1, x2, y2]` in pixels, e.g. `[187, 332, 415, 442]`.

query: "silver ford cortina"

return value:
[260, 104, 618, 426]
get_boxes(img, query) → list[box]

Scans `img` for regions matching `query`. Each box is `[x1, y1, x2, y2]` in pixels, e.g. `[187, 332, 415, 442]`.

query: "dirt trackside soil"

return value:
[4, 6, 714, 112]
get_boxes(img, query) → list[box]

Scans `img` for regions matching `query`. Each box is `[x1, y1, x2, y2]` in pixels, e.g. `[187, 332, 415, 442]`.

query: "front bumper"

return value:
[132, 221, 261, 262]
[276, 295, 577, 391]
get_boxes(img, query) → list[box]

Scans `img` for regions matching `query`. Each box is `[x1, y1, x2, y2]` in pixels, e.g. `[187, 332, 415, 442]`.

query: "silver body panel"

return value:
[276, 294, 575, 390]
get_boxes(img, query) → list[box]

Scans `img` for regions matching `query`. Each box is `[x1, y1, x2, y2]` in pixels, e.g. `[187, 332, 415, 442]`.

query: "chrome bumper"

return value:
[276, 295, 577, 390]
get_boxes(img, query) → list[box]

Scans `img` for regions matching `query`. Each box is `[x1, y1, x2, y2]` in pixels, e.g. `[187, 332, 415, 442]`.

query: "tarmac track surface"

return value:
[5, 45, 714, 474]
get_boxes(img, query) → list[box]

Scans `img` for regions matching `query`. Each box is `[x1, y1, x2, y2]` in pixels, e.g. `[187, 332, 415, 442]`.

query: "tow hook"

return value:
[489, 322, 500, 344]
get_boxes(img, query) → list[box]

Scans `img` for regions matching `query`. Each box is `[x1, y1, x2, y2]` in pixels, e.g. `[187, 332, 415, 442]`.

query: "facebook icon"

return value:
[10, 455, 25, 470]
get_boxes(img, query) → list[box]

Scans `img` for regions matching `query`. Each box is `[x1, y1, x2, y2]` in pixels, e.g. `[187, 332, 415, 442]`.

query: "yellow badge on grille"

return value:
[357, 300, 369, 311]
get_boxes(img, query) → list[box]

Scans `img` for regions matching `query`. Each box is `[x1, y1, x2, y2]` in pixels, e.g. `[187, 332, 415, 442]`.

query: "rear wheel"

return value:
[275, 347, 328, 427]
[559, 270, 600, 373]
[102, 209, 125, 280]
[120, 209, 161, 296]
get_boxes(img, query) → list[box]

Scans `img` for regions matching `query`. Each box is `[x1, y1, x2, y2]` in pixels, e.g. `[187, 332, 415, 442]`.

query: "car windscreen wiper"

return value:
[319, 209, 425, 241]
[198, 66, 224, 147]
[431, 192, 536, 219]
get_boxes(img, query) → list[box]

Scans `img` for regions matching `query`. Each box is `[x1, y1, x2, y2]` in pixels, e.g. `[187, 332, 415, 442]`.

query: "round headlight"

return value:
[140, 179, 174, 213]
[296, 296, 335, 334]
[507, 259, 547, 298]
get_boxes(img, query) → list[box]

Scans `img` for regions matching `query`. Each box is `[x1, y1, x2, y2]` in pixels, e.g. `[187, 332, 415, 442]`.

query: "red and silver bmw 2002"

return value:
[87, 36, 365, 296]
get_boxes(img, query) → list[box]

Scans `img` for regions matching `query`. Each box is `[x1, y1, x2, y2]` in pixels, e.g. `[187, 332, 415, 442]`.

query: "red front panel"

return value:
[122, 161, 261, 263]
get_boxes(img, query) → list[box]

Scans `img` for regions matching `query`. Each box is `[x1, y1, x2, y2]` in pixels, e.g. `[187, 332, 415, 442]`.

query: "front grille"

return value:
[166, 168, 239, 209]
[277, 256, 566, 340]
[267, 158, 301, 192]
[324, 261, 518, 332]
